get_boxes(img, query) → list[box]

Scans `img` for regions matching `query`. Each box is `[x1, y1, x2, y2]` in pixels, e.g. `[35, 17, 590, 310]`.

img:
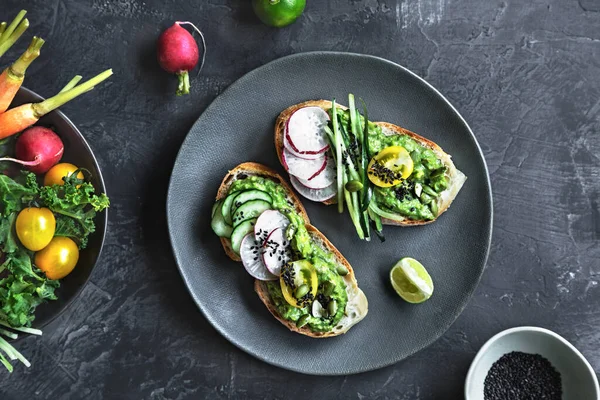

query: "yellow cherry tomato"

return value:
[280, 260, 318, 308]
[367, 146, 414, 187]
[34, 237, 79, 280]
[15, 208, 56, 251]
[44, 163, 84, 186]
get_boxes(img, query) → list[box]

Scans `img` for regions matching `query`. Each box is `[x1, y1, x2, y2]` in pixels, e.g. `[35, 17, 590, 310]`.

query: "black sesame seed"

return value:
[484, 352, 562, 400]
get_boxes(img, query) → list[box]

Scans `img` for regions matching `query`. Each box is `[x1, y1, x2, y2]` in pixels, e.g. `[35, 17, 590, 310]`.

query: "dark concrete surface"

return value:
[1, 0, 599, 398]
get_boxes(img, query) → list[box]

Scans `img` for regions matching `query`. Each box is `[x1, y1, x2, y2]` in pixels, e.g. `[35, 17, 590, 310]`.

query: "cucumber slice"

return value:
[222, 191, 242, 225]
[211, 201, 219, 218]
[231, 189, 272, 215]
[232, 200, 272, 228]
[231, 218, 258, 254]
[211, 200, 233, 238]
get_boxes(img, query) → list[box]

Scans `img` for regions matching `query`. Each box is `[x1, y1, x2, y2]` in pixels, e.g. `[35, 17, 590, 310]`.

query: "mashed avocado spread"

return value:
[228, 176, 348, 332]
[333, 108, 449, 221]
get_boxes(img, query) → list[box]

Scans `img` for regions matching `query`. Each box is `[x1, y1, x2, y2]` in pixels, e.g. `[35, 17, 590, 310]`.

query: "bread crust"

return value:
[274, 100, 467, 225]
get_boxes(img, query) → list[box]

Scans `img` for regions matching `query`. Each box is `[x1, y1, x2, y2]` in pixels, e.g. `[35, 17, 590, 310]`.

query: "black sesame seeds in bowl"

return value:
[484, 352, 562, 400]
[465, 327, 600, 400]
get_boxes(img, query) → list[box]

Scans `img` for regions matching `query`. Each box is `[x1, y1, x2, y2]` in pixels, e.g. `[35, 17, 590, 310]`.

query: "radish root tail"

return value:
[0, 156, 41, 167]
[176, 21, 206, 78]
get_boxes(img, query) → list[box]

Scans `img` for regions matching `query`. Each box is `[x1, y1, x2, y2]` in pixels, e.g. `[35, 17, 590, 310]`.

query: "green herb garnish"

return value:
[0, 171, 108, 330]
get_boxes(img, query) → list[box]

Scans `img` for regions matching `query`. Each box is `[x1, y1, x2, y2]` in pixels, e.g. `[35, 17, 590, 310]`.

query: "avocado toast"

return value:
[211, 162, 368, 337]
[275, 99, 467, 235]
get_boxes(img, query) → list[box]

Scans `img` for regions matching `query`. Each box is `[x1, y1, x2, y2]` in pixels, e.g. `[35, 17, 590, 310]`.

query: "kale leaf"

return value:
[0, 171, 108, 328]
[0, 212, 18, 254]
[39, 172, 109, 249]
[55, 216, 88, 249]
[0, 174, 37, 215]
[0, 248, 59, 327]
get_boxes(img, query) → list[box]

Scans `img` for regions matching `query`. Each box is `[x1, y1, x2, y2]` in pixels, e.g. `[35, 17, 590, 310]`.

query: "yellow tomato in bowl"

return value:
[35, 237, 79, 280]
[44, 163, 84, 186]
[15, 208, 56, 251]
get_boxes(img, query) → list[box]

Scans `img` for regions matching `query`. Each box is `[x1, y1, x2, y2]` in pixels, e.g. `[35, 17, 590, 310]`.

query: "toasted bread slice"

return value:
[216, 162, 368, 337]
[216, 162, 309, 262]
[255, 224, 368, 338]
[274, 100, 467, 226]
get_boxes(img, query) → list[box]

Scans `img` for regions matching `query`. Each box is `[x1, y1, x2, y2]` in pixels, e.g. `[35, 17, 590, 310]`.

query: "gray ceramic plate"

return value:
[167, 52, 492, 375]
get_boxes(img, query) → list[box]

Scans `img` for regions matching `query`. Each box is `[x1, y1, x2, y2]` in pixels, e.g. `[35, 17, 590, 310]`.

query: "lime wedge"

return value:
[390, 258, 434, 303]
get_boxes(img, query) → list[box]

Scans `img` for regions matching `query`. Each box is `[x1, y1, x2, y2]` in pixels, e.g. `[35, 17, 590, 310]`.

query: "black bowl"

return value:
[9, 87, 107, 330]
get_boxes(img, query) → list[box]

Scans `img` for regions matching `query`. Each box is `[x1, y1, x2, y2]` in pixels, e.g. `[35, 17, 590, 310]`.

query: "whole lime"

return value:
[252, 0, 306, 28]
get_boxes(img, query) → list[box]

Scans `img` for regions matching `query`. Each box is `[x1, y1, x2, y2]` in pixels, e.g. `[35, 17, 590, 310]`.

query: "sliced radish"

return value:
[282, 149, 327, 181]
[290, 176, 337, 202]
[240, 234, 277, 281]
[297, 156, 336, 189]
[262, 228, 291, 276]
[254, 210, 290, 244]
[309, 153, 335, 183]
[286, 106, 330, 155]
[284, 134, 325, 160]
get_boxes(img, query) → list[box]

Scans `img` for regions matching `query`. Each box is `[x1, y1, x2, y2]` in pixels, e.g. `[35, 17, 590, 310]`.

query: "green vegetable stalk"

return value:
[332, 100, 344, 213]
[0, 10, 28, 58]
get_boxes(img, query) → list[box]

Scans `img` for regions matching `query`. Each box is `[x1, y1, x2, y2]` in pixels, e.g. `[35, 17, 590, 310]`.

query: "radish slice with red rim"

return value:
[254, 210, 290, 244]
[240, 234, 278, 281]
[282, 148, 327, 181]
[285, 106, 330, 154]
[290, 176, 337, 202]
[283, 133, 325, 160]
[296, 155, 336, 189]
[262, 228, 291, 276]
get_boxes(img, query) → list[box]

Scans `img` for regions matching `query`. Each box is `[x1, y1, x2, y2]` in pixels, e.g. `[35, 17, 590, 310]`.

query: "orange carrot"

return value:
[0, 69, 113, 140]
[0, 36, 44, 113]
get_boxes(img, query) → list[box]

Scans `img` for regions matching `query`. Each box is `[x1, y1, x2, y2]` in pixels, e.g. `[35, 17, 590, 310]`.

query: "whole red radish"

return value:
[0, 127, 64, 174]
[157, 21, 206, 96]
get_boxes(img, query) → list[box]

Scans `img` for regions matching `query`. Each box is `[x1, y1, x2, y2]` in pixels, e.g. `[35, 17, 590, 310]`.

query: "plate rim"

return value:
[167, 51, 494, 375]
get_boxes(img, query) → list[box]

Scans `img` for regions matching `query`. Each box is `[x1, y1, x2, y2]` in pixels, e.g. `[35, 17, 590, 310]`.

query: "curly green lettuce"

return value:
[0, 170, 109, 328]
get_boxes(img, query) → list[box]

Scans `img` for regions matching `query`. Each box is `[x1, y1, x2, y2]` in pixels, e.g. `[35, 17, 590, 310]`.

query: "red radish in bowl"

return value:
[0, 126, 63, 174]
[157, 21, 206, 96]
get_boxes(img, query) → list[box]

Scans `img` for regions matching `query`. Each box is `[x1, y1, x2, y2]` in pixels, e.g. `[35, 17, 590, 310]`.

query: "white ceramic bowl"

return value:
[465, 327, 599, 400]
